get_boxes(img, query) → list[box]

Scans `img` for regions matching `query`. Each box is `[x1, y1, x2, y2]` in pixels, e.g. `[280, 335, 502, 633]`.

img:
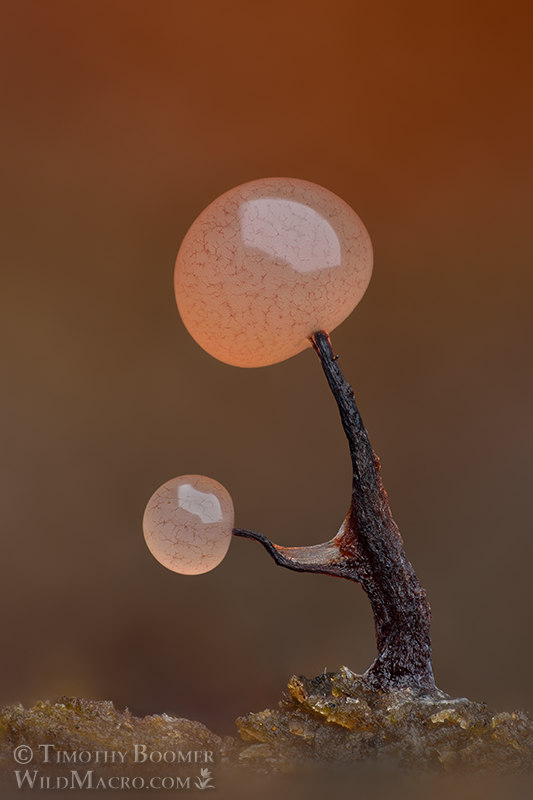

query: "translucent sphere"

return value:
[143, 475, 234, 575]
[174, 177, 373, 367]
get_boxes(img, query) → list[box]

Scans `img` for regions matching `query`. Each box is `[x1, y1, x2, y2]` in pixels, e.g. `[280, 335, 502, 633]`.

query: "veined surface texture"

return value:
[143, 475, 234, 575]
[174, 177, 373, 367]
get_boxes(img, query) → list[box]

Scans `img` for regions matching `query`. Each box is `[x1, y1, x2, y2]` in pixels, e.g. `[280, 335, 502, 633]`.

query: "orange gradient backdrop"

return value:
[1, 0, 532, 732]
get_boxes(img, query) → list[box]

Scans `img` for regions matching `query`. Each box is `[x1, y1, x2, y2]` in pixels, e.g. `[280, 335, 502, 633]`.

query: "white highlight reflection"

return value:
[239, 198, 341, 273]
[178, 484, 223, 524]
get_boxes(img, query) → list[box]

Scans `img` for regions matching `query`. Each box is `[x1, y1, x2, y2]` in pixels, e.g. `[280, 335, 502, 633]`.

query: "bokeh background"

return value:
[1, 0, 532, 736]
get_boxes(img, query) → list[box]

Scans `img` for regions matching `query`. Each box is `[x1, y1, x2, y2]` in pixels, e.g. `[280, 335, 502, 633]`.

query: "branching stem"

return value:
[233, 330, 435, 692]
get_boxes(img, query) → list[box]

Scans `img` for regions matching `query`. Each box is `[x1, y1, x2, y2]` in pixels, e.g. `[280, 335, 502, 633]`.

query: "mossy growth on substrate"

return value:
[1, 667, 532, 780]
[236, 667, 533, 773]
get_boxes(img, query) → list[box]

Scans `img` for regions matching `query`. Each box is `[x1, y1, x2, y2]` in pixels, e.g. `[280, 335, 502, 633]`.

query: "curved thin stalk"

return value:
[233, 331, 435, 692]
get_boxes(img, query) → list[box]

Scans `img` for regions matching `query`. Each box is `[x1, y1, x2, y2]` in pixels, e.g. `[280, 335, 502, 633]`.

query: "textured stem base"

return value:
[234, 330, 434, 691]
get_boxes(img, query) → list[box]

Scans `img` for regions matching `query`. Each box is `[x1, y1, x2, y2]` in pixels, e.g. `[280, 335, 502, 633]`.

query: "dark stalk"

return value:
[233, 330, 435, 692]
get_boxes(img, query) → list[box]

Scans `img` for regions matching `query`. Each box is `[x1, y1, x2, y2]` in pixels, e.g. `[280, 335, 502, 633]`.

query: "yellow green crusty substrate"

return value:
[1, 667, 532, 779]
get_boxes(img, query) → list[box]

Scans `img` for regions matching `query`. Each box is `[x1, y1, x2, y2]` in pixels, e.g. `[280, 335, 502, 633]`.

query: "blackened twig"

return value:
[233, 330, 435, 692]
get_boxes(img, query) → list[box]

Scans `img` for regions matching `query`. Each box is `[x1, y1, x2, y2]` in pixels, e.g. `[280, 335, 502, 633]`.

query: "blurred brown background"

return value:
[1, 0, 532, 734]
